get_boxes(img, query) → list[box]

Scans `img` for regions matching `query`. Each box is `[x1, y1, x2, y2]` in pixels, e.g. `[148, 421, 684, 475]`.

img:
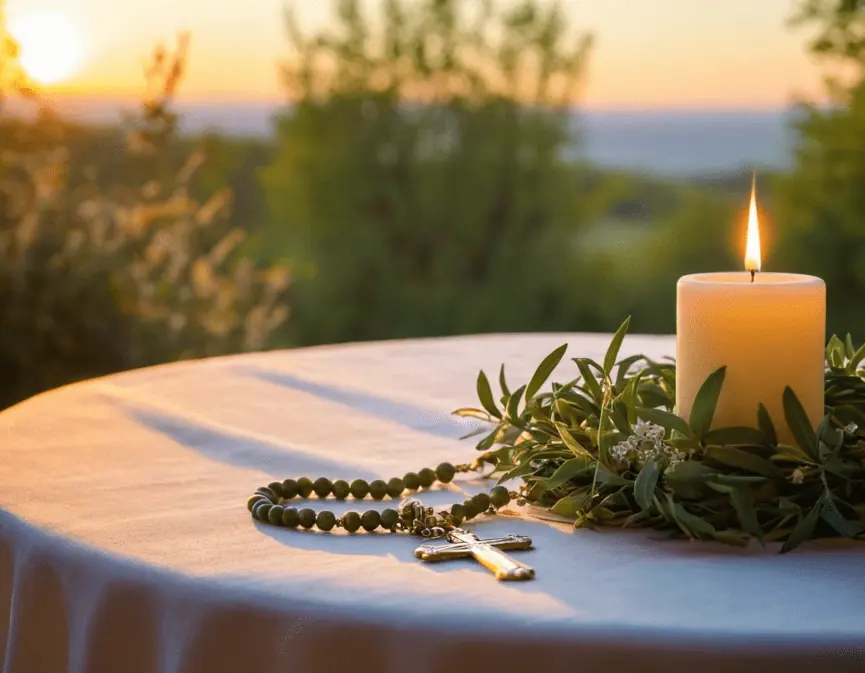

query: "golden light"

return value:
[744, 172, 761, 273]
[9, 11, 85, 86]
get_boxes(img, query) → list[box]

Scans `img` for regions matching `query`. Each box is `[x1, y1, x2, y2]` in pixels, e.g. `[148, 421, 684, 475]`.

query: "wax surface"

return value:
[676, 272, 825, 444]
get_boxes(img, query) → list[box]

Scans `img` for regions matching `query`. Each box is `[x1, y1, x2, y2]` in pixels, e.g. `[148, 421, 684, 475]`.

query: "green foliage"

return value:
[460, 318, 865, 551]
[262, 0, 596, 345]
[0, 39, 289, 409]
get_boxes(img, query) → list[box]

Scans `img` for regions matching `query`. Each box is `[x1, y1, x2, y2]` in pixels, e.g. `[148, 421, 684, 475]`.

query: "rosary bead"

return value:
[402, 472, 421, 490]
[369, 480, 388, 500]
[417, 468, 436, 489]
[313, 477, 333, 498]
[316, 511, 337, 531]
[361, 510, 381, 532]
[248, 494, 268, 512]
[462, 501, 479, 520]
[332, 479, 351, 500]
[255, 487, 277, 502]
[342, 511, 362, 533]
[472, 493, 491, 513]
[268, 504, 285, 525]
[267, 481, 285, 499]
[296, 477, 314, 498]
[386, 478, 404, 498]
[253, 501, 273, 522]
[490, 486, 511, 509]
[281, 479, 299, 499]
[282, 507, 300, 528]
[380, 508, 400, 530]
[450, 503, 466, 520]
[298, 508, 317, 529]
[350, 479, 370, 499]
[435, 462, 456, 484]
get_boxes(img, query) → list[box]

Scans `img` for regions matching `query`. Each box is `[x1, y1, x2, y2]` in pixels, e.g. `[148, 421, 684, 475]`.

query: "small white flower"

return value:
[844, 423, 859, 436]
[790, 468, 806, 485]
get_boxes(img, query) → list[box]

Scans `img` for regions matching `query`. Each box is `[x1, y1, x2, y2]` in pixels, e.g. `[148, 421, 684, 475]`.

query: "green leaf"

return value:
[712, 530, 751, 547]
[665, 461, 718, 482]
[534, 457, 593, 492]
[780, 501, 822, 553]
[506, 384, 526, 421]
[554, 422, 593, 458]
[636, 407, 692, 437]
[850, 342, 865, 371]
[498, 364, 510, 397]
[757, 403, 777, 446]
[550, 491, 590, 518]
[575, 359, 604, 403]
[730, 487, 763, 541]
[705, 446, 784, 479]
[772, 443, 813, 463]
[669, 499, 716, 538]
[689, 366, 727, 438]
[634, 458, 659, 510]
[476, 371, 501, 419]
[704, 426, 766, 446]
[820, 494, 864, 538]
[783, 387, 817, 457]
[615, 353, 645, 387]
[845, 333, 855, 360]
[453, 407, 493, 421]
[525, 344, 567, 401]
[603, 316, 631, 376]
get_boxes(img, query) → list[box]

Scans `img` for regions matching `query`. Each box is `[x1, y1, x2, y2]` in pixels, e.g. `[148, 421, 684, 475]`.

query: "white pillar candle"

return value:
[675, 180, 826, 444]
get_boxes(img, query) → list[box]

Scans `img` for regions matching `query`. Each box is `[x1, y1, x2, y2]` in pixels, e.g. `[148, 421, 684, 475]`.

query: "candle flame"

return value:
[744, 173, 761, 272]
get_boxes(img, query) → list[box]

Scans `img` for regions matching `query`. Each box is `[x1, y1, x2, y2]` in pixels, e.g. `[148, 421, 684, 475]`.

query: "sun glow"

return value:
[9, 11, 85, 86]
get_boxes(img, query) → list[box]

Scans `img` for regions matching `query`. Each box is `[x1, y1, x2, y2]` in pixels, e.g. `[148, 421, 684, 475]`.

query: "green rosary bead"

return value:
[450, 503, 466, 520]
[296, 477, 314, 498]
[313, 477, 332, 498]
[490, 486, 511, 509]
[350, 479, 369, 499]
[267, 481, 285, 499]
[402, 472, 421, 490]
[380, 508, 400, 530]
[248, 494, 268, 512]
[253, 501, 273, 521]
[255, 487, 277, 502]
[361, 510, 381, 532]
[298, 508, 317, 529]
[462, 501, 479, 520]
[368, 480, 388, 500]
[417, 468, 436, 489]
[342, 511, 362, 533]
[435, 462, 456, 484]
[316, 511, 337, 531]
[472, 493, 491, 513]
[281, 479, 299, 499]
[332, 479, 351, 500]
[282, 507, 300, 528]
[386, 478, 404, 498]
[268, 504, 285, 525]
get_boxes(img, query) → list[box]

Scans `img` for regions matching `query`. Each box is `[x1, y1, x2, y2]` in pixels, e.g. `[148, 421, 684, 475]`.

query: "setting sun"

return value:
[9, 10, 84, 86]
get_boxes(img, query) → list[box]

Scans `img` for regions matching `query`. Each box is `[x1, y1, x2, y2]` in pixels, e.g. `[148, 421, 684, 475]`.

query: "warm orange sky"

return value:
[8, 0, 827, 109]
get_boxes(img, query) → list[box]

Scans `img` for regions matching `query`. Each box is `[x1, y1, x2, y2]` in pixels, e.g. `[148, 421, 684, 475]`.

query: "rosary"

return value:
[248, 460, 536, 581]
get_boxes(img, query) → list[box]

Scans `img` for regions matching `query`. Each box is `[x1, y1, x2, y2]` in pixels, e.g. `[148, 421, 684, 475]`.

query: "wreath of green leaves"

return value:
[457, 318, 865, 551]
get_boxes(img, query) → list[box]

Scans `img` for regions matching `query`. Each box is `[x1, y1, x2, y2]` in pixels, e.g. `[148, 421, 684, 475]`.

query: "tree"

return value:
[261, 0, 594, 345]
[773, 1, 865, 337]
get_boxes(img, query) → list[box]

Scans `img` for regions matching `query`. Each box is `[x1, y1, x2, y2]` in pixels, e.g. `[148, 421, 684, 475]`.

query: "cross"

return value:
[413, 528, 535, 581]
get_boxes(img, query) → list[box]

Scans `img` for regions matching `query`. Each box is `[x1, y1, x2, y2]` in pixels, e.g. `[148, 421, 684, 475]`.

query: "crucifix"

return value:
[414, 528, 535, 581]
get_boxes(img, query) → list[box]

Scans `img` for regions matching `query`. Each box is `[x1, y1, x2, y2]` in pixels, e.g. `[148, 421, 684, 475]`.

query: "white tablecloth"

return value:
[1, 333, 864, 673]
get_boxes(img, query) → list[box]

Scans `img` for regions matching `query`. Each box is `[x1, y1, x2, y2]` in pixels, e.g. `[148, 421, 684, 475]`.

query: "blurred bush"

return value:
[0, 37, 289, 408]
[262, 0, 604, 345]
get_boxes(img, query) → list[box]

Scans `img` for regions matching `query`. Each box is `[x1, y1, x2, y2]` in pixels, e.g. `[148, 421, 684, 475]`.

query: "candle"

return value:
[676, 180, 825, 443]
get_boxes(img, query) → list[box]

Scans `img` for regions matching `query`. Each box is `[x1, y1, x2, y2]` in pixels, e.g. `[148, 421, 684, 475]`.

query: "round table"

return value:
[1, 334, 864, 673]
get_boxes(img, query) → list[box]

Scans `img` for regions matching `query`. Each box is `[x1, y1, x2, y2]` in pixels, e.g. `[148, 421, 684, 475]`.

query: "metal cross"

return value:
[413, 528, 535, 581]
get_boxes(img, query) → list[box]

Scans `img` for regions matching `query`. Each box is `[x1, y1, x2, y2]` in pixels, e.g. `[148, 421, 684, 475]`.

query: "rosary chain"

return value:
[247, 461, 520, 537]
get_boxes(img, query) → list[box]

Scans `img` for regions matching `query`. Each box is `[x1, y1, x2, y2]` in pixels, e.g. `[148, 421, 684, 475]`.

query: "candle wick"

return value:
[750, 270, 756, 283]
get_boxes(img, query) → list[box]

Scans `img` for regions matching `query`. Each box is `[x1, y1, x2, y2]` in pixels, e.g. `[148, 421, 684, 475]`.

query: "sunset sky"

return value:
[7, 0, 826, 109]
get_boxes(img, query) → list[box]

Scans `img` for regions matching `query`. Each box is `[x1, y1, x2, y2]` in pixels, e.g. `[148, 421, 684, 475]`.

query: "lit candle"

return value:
[676, 179, 825, 443]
